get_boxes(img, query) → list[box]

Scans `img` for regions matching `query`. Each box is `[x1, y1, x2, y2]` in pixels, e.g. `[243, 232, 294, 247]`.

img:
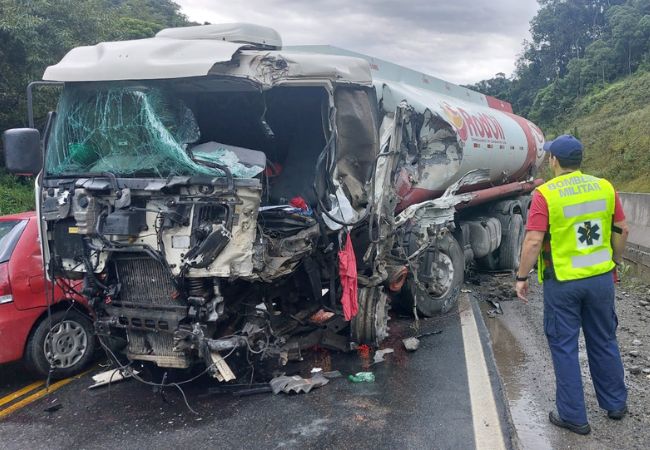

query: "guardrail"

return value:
[619, 192, 650, 268]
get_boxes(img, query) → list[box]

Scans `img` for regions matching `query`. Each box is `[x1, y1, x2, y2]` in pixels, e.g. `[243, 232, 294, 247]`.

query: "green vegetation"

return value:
[466, 1, 650, 192]
[562, 72, 650, 192]
[0, 0, 191, 214]
[0, 171, 34, 214]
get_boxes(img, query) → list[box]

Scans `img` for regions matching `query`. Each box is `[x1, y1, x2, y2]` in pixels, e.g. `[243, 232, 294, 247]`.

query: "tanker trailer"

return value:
[289, 46, 546, 317]
[2, 24, 543, 379]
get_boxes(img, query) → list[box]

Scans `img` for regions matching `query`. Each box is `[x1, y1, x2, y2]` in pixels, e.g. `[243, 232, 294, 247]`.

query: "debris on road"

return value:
[372, 348, 394, 364]
[88, 368, 139, 389]
[348, 372, 375, 383]
[322, 370, 343, 379]
[629, 350, 640, 357]
[270, 374, 329, 394]
[44, 402, 63, 413]
[403, 337, 420, 352]
[629, 366, 642, 375]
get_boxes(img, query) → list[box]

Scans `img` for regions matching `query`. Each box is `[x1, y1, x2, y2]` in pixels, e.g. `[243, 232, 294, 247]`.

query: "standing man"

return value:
[515, 135, 629, 435]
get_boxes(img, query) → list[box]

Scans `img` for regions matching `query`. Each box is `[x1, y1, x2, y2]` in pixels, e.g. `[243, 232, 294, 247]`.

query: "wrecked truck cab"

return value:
[4, 23, 545, 381]
[35, 24, 386, 375]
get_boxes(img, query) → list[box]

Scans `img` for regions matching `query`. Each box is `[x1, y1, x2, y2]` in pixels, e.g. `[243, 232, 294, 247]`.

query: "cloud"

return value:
[174, 0, 539, 84]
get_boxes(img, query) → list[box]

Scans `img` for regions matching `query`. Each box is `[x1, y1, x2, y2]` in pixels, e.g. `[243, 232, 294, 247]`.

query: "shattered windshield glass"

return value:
[45, 83, 262, 178]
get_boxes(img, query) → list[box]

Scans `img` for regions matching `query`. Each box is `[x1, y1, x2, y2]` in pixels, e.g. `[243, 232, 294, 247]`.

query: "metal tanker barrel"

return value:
[375, 82, 545, 211]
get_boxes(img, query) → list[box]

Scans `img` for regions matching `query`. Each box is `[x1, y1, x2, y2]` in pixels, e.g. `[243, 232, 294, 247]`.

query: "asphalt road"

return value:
[0, 295, 513, 450]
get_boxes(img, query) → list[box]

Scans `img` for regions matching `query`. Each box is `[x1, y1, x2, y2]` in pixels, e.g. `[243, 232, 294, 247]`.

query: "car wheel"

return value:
[25, 309, 96, 379]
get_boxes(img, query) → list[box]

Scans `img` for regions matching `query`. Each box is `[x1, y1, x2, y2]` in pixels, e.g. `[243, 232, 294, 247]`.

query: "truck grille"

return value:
[114, 254, 177, 306]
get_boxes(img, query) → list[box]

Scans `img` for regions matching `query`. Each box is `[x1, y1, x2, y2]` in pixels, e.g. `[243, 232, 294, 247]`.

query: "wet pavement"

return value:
[0, 296, 513, 450]
[476, 273, 650, 450]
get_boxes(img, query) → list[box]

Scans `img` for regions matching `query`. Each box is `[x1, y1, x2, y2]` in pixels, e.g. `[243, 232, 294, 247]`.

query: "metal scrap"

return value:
[88, 368, 139, 389]
[402, 337, 420, 352]
[269, 374, 329, 394]
[372, 348, 394, 364]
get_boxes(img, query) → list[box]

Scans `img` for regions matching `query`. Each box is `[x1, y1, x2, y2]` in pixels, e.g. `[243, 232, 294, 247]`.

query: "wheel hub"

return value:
[44, 320, 88, 369]
[423, 251, 454, 298]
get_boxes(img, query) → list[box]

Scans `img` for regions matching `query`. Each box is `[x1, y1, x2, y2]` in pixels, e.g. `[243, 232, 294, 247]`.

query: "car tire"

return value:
[24, 309, 96, 379]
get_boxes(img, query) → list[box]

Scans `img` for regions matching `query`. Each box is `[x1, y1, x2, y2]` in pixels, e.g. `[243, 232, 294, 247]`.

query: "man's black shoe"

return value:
[607, 406, 628, 420]
[549, 411, 591, 435]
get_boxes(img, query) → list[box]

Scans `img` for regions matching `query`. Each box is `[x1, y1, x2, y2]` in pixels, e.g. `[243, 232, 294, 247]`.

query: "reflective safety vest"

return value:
[537, 170, 616, 282]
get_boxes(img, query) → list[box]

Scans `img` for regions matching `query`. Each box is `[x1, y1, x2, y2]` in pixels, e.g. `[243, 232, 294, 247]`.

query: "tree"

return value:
[0, 0, 189, 133]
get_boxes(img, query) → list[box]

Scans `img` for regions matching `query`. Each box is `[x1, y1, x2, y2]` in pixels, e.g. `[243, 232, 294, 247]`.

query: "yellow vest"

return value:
[537, 170, 616, 282]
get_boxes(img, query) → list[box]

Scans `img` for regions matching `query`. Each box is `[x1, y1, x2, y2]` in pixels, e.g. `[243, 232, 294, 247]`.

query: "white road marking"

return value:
[459, 293, 507, 450]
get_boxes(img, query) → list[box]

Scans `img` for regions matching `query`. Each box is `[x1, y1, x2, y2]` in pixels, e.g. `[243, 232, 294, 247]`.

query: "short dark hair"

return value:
[556, 155, 582, 170]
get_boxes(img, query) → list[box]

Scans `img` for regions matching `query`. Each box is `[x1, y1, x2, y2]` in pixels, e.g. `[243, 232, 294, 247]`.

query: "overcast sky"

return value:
[174, 0, 540, 85]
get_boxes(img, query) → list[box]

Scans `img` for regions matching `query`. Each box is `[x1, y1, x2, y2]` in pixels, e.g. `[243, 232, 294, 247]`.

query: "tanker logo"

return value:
[440, 102, 469, 142]
[440, 102, 505, 143]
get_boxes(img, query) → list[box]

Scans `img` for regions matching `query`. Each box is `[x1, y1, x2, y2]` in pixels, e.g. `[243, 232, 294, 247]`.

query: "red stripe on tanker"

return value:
[394, 95, 545, 212]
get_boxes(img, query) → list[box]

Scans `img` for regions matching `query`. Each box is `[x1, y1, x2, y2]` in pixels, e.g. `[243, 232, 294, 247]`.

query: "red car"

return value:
[0, 211, 96, 378]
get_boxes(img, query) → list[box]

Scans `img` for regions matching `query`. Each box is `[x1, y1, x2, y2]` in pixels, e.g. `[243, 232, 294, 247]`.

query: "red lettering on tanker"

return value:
[440, 102, 506, 144]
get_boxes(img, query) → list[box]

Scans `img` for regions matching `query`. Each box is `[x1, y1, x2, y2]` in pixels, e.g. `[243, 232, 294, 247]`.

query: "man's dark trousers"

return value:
[543, 271, 627, 425]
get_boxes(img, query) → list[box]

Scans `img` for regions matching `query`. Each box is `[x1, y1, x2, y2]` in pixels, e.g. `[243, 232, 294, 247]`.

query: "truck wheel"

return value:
[498, 214, 524, 270]
[351, 286, 389, 346]
[404, 234, 464, 317]
[24, 310, 96, 379]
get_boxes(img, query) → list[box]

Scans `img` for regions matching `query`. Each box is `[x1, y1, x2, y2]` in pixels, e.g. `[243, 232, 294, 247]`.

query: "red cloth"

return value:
[338, 233, 358, 321]
[526, 190, 625, 232]
[289, 196, 309, 211]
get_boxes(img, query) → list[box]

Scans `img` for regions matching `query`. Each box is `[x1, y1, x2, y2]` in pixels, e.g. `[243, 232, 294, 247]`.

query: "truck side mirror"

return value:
[2, 128, 43, 176]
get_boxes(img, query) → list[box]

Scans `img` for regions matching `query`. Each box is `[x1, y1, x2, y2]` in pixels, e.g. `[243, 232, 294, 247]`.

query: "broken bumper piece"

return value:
[269, 374, 329, 394]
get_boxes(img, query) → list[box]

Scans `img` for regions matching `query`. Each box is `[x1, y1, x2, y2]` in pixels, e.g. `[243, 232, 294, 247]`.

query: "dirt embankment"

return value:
[472, 271, 650, 450]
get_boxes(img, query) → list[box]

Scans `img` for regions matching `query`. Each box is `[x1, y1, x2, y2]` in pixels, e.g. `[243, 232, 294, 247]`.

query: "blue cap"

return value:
[543, 134, 583, 159]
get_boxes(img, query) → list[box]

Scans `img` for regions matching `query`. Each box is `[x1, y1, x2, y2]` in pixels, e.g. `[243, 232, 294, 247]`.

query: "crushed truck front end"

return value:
[36, 27, 389, 378]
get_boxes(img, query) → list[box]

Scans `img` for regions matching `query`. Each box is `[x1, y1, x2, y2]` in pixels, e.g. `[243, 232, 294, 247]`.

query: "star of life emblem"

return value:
[574, 219, 602, 249]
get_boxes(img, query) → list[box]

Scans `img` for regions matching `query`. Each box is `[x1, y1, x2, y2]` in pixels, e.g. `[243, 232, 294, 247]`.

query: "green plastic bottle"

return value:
[348, 372, 375, 383]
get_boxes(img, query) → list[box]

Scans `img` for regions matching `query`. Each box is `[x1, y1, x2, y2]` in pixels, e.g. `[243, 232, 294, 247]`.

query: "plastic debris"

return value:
[348, 372, 375, 383]
[403, 337, 421, 352]
[88, 368, 139, 389]
[269, 374, 329, 394]
[310, 367, 323, 373]
[322, 370, 343, 379]
[461, 289, 473, 293]
[373, 348, 394, 364]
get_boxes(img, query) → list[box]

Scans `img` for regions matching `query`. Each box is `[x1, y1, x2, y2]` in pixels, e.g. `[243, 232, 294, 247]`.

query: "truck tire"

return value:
[404, 233, 464, 317]
[351, 286, 389, 346]
[498, 214, 524, 270]
[24, 309, 96, 379]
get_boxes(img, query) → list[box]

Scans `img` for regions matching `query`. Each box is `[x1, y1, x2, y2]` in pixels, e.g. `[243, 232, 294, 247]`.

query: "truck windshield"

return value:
[45, 83, 233, 178]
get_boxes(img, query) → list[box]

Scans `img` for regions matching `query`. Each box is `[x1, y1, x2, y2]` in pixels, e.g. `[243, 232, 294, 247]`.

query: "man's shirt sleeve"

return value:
[614, 192, 625, 222]
[526, 191, 549, 232]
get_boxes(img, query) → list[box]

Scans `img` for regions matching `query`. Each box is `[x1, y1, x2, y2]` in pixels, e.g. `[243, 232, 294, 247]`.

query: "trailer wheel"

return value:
[404, 234, 464, 317]
[351, 286, 389, 346]
[498, 214, 524, 270]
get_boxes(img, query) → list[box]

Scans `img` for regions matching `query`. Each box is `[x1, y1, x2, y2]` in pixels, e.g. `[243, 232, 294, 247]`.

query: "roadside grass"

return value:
[0, 170, 35, 215]
[547, 71, 650, 193]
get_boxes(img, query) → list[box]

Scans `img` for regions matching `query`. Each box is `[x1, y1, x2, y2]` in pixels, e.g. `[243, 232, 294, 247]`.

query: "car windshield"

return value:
[0, 220, 28, 263]
[44, 82, 231, 178]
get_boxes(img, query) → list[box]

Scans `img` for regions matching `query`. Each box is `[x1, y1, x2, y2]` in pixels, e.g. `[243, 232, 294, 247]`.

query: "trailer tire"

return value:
[351, 286, 389, 346]
[498, 214, 524, 270]
[404, 233, 464, 317]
